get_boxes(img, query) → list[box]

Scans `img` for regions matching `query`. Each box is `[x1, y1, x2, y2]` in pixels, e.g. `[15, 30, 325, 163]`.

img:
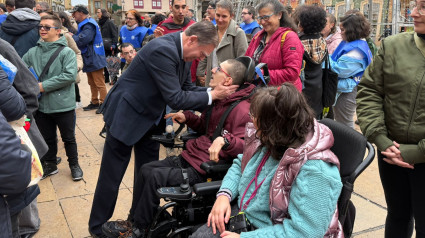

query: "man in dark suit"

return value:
[88, 21, 237, 237]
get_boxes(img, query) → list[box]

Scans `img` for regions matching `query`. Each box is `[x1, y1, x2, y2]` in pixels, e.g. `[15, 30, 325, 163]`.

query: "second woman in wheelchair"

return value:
[191, 84, 343, 238]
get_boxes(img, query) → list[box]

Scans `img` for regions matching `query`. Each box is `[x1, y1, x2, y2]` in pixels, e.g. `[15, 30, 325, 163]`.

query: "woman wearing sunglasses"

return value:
[245, 0, 303, 90]
[357, 1, 425, 236]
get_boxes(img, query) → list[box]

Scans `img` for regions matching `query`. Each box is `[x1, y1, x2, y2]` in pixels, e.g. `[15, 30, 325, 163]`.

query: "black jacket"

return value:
[99, 17, 118, 51]
[0, 68, 33, 238]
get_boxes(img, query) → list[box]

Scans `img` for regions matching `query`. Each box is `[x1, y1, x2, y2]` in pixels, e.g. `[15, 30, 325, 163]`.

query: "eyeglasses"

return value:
[38, 25, 59, 31]
[241, 12, 250, 15]
[122, 50, 135, 56]
[257, 14, 274, 21]
[125, 17, 135, 20]
[216, 66, 231, 78]
[413, 2, 425, 15]
[207, 7, 215, 10]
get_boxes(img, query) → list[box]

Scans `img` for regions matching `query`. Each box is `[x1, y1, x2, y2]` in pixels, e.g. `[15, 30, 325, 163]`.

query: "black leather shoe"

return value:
[41, 162, 58, 179]
[118, 226, 146, 238]
[83, 103, 100, 111]
[70, 164, 83, 181]
[95, 104, 103, 114]
[102, 220, 132, 237]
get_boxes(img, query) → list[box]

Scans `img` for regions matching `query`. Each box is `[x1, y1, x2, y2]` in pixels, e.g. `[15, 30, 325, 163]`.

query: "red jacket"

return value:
[181, 84, 255, 174]
[245, 27, 304, 91]
[157, 17, 195, 35]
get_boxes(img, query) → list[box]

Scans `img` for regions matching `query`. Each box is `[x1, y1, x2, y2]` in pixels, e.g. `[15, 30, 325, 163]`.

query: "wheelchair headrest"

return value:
[235, 56, 256, 83]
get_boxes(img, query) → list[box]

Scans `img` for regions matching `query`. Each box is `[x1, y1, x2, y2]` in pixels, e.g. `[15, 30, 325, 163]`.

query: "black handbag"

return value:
[322, 54, 338, 108]
[225, 212, 253, 234]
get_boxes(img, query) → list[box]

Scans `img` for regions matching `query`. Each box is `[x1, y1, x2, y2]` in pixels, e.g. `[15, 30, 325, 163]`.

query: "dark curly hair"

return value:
[151, 13, 166, 25]
[293, 5, 326, 34]
[340, 12, 370, 42]
[249, 83, 315, 160]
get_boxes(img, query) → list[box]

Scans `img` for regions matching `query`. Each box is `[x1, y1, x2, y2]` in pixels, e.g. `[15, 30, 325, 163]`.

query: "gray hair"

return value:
[37, 1, 49, 10]
[245, 6, 256, 18]
[225, 59, 247, 86]
[185, 21, 219, 47]
[216, 0, 234, 16]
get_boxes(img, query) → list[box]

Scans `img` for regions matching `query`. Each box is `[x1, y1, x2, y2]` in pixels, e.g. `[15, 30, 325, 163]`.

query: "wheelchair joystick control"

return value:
[180, 180, 190, 193]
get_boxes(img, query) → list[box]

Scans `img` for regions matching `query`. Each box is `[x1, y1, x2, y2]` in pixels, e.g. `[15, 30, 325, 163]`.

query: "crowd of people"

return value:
[0, 0, 424, 237]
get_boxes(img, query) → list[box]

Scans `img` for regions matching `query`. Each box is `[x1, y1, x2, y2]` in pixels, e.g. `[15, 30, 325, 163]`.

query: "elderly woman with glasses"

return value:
[245, 0, 303, 90]
[120, 9, 150, 51]
[357, 0, 425, 236]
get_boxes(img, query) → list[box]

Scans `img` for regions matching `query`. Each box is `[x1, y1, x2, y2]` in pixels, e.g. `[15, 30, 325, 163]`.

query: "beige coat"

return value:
[61, 27, 83, 83]
[196, 19, 248, 86]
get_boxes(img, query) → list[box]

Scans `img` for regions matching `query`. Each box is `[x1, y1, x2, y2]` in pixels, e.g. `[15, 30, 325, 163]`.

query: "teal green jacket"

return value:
[23, 36, 77, 114]
[220, 147, 342, 237]
[357, 32, 425, 164]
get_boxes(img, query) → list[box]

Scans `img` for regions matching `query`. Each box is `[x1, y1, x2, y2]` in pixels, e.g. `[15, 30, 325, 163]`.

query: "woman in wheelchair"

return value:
[101, 58, 256, 238]
[191, 84, 343, 238]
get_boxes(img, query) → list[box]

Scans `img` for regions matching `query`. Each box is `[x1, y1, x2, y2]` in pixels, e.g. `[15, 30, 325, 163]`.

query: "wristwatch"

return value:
[222, 136, 230, 150]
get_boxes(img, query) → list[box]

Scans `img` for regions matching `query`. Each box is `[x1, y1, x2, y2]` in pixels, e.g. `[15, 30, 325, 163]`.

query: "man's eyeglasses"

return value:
[38, 25, 59, 31]
[216, 66, 231, 78]
[413, 2, 425, 15]
[257, 14, 274, 21]
[241, 12, 250, 15]
[207, 7, 215, 10]
[125, 17, 135, 20]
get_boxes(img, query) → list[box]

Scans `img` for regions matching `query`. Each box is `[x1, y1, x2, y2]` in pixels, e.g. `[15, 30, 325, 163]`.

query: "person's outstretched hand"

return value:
[208, 195, 231, 234]
[164, 112, 186, 123]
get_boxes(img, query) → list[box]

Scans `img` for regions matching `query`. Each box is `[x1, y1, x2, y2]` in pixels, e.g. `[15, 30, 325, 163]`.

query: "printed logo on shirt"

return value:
[290, 47, 296, 50]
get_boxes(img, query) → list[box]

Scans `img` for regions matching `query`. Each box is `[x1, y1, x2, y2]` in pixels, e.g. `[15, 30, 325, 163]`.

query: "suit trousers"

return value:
[88, 125, 161, 235]
[128, 156, 205, 229]
[87, 68, 107, 105]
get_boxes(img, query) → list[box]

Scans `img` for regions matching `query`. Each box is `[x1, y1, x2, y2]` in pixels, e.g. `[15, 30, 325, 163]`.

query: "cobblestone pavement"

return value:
[33, 74, 390, 238]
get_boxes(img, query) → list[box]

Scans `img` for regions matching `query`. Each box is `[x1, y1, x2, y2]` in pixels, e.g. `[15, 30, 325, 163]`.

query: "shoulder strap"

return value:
[280, 30, 291, 48]
[39, 46, 66, 80]
[211, 90, 256, 141]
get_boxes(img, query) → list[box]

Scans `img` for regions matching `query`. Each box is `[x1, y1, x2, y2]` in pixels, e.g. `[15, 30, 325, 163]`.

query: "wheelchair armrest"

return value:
[200, 161, 232, 175]
[151, 134, 175, 148]
[179, 132, 200, 143]
[193, 180, 222, 196]
[156, 186, 192, 200]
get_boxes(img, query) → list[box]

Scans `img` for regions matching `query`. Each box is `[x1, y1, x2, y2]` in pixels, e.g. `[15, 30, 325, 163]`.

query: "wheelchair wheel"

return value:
[148, 209, 175, 238]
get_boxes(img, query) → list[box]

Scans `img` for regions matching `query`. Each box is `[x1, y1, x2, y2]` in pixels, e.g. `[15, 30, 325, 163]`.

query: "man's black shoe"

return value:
[117, 226, 146, 238]
[70, 164, 83, 181]
[56, 157, 62, 165]
[95, 104, 103, 114]
[41, 162, 58, 180]
[102, 220, 132, 237]
[83, 103, 100, 111]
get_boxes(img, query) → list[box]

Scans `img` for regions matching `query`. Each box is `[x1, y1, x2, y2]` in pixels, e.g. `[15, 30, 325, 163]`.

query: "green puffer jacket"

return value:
[23, 36, 77, 114]
[357, 32, 425, 164]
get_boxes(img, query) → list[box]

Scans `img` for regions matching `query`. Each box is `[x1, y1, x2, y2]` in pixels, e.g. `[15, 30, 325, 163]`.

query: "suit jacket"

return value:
[103, 32, 209, 146]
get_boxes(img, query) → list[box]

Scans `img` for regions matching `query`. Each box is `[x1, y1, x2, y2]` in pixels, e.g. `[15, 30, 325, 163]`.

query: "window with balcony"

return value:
[152, 0, 162, 9]
[134, 0, 144, 8]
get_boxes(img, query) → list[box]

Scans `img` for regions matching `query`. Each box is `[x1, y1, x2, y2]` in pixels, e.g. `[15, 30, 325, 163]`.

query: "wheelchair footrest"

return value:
[193, 181, 222, 196]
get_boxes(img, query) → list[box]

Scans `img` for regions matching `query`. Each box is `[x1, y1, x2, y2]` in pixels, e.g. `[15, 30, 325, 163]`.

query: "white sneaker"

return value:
[76, 102, 83, 109]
